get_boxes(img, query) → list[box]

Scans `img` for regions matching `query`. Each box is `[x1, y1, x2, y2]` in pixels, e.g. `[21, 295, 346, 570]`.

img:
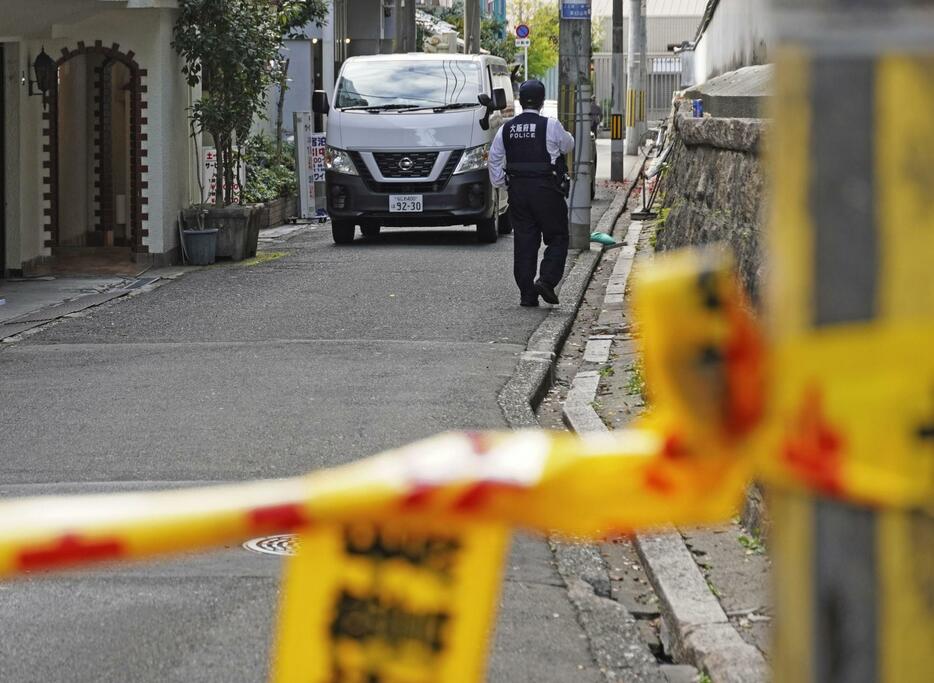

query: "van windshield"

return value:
[335, 60, 483, 110]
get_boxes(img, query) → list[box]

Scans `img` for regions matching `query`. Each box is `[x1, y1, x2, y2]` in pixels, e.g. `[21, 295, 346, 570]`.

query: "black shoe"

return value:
[520, 298, 540, 308]
[535, 280, 559, 305]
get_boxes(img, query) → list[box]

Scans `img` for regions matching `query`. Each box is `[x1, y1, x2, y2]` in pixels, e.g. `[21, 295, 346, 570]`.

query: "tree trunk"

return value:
[214, 131, 226, 208]
[275, 58, 290, 162]
[225, 141, 235, 206]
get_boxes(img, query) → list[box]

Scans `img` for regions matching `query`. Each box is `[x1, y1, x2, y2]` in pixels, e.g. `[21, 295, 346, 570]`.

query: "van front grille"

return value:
[350, 150, 464, 193]
[373, 151, 438, 178]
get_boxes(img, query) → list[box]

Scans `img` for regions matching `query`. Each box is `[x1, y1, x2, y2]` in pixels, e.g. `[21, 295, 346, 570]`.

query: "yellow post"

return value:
[765, 1, 934, 681]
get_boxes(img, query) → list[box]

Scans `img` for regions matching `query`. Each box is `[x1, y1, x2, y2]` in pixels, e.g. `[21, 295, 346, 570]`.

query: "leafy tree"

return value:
[510, 0, 604, 80]
[172, 0, 326, 207]
[524, 2, 560, 79]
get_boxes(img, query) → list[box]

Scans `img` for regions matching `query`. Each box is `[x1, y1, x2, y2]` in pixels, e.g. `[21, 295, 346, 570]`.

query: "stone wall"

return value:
[655, 99, 768, 301]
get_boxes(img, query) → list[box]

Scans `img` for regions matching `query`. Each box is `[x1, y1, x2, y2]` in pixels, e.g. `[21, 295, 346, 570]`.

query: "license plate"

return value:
[389, 195, 423, 212]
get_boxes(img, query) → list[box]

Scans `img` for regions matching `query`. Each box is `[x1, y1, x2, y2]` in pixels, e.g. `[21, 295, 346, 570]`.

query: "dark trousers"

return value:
[507, 178, 570, 300]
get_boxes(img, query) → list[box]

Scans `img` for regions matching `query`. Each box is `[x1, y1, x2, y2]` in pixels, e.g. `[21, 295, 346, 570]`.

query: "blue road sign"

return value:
[560, 0, 591, 20]
[515, 24, 530, 39]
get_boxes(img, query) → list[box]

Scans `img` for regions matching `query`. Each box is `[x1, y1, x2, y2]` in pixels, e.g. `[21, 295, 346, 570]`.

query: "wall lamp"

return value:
[24, 48, 57, 109]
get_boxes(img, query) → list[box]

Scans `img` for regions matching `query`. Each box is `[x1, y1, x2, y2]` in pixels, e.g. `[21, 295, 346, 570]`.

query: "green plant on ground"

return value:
[626, 358, 647, 402]
[698, 673, 713, 683]
[241, 134, 297, 204]
[599, 365, 615, 379]
[738, 533, 766, 555]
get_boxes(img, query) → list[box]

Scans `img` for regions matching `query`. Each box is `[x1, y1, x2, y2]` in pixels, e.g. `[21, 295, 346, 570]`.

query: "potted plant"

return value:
[172, 0, 325, 262]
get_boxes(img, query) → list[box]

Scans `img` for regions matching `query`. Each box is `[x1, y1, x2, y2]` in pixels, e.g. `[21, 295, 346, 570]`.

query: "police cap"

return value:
[518, 79, 546, 110]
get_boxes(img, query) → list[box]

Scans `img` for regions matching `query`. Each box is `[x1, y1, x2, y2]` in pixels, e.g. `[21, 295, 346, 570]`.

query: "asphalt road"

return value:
[0, 221, 608, 681]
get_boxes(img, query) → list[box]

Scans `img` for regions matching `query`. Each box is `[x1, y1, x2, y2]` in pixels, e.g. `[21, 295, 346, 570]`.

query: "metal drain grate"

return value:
[243, 534, 300, 556]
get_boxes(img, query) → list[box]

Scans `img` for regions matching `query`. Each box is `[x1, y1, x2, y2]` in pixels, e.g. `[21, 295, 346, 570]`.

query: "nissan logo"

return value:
[398, 157, 414, 171]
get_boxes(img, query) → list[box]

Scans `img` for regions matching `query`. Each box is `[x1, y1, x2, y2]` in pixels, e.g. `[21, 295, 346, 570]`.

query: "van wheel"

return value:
[361, 224, 381, 239]
[497, 209, 512, 235]
[332, 220, 356, 244]
[477, 216, 498, 243]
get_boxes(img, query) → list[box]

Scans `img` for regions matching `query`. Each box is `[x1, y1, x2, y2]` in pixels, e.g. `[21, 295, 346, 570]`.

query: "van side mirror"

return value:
[312, 90, 330, 115]
[477, 93, 492, 108]
[492, 88, 508, 111]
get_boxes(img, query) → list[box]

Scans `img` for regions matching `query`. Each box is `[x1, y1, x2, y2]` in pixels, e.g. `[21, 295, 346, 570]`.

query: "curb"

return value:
[497, 189, 629, 429]
[559, 221, 769, 683]
[635, 533, 770, 683]
[497, 189, 669, 683]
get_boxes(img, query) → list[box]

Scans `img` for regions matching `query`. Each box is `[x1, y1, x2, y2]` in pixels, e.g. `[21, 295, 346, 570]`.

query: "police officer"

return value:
[488, 80, 575, 307]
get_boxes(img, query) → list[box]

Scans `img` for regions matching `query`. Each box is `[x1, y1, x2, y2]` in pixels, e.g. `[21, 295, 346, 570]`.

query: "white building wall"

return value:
[4, 6, 193, 268]
[3, 44, 25, 270]
[693, 0, 771, 84]
[14, 42, 46, 265]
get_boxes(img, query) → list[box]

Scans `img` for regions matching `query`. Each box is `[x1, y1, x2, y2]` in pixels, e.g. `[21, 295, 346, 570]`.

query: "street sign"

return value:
[515, 38, 531, 48]
[294, 112, 326, 219]
[560, 0, 591, 20]
[515, 23, 530, 39]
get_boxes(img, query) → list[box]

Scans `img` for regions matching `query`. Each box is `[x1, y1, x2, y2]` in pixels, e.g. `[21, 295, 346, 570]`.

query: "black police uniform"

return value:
[502, 112, 569, 305]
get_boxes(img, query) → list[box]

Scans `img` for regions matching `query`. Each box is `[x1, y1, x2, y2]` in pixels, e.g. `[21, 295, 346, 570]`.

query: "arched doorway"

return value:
[45, 43, 145, 268]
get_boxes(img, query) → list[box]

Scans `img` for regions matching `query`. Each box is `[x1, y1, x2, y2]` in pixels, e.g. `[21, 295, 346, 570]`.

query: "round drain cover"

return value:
[243, 534, 300, 556]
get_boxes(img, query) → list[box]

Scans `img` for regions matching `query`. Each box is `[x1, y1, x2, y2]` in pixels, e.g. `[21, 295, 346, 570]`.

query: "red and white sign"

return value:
[202, 148, 245, 205]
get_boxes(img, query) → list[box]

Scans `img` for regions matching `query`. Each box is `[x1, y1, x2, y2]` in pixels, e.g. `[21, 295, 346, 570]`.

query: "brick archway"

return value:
[42, 41, 149, 255]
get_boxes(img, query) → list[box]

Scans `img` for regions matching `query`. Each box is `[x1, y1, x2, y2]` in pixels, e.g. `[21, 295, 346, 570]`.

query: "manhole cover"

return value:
[243, 534, 300, 556]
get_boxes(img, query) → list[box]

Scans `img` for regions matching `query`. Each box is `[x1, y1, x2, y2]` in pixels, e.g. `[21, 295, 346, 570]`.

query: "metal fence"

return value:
[540, 53, 682, 126]
[593, 52, 683, 124]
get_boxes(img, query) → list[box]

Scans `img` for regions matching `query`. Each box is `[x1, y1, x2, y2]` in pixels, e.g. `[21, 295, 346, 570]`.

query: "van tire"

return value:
[361, 224, 381, 239]
[497, 209, 512, 235]
[332, 220, 356, 244]
[477, 216, 498, 243]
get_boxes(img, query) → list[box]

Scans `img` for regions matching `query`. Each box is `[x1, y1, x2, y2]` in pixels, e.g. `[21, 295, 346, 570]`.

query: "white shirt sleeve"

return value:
[546, 118, 575, 161]
[488, 126, 507, 188]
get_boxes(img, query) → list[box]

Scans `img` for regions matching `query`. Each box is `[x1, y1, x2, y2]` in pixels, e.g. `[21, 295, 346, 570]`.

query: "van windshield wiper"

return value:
[407, 102, 482, 113]
[340, 104, 423, 112]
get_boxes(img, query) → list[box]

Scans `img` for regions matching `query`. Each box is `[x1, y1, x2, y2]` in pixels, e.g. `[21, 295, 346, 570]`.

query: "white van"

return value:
[312, 53, 515, 245]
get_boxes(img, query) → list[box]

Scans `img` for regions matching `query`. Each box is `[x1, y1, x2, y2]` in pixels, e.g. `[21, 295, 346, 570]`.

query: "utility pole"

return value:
[766, 0, 934, 681]
[558, 0, 593, 250]
[624, 0, 646, 155]
[464, 0, 482, 54]
[609, 0, 625, 180]
[393, 0, 416, 54]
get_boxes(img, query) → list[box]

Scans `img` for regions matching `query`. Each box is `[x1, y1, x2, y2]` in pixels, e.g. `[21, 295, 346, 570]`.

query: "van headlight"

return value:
[325, 147, 358, 175]
[454, 144, 490, 174]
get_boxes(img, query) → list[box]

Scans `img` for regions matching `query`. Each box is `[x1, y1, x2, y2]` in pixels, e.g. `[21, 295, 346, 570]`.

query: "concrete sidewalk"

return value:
[0, 222, 317, 342]
[538, 200, 772, 682]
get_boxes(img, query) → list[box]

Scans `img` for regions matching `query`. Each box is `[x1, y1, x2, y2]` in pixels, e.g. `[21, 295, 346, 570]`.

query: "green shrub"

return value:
[241, 134, 297, 204]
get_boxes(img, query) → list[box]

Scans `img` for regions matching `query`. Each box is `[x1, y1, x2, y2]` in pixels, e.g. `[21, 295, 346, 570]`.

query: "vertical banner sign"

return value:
[560, 0, 591, 20]
[273, 521, 509, 683]
[202, 148, 245, 205]
[294, 112, 316, 220]
[295, 112, 326, 219]
[311, 134, 326, 183]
